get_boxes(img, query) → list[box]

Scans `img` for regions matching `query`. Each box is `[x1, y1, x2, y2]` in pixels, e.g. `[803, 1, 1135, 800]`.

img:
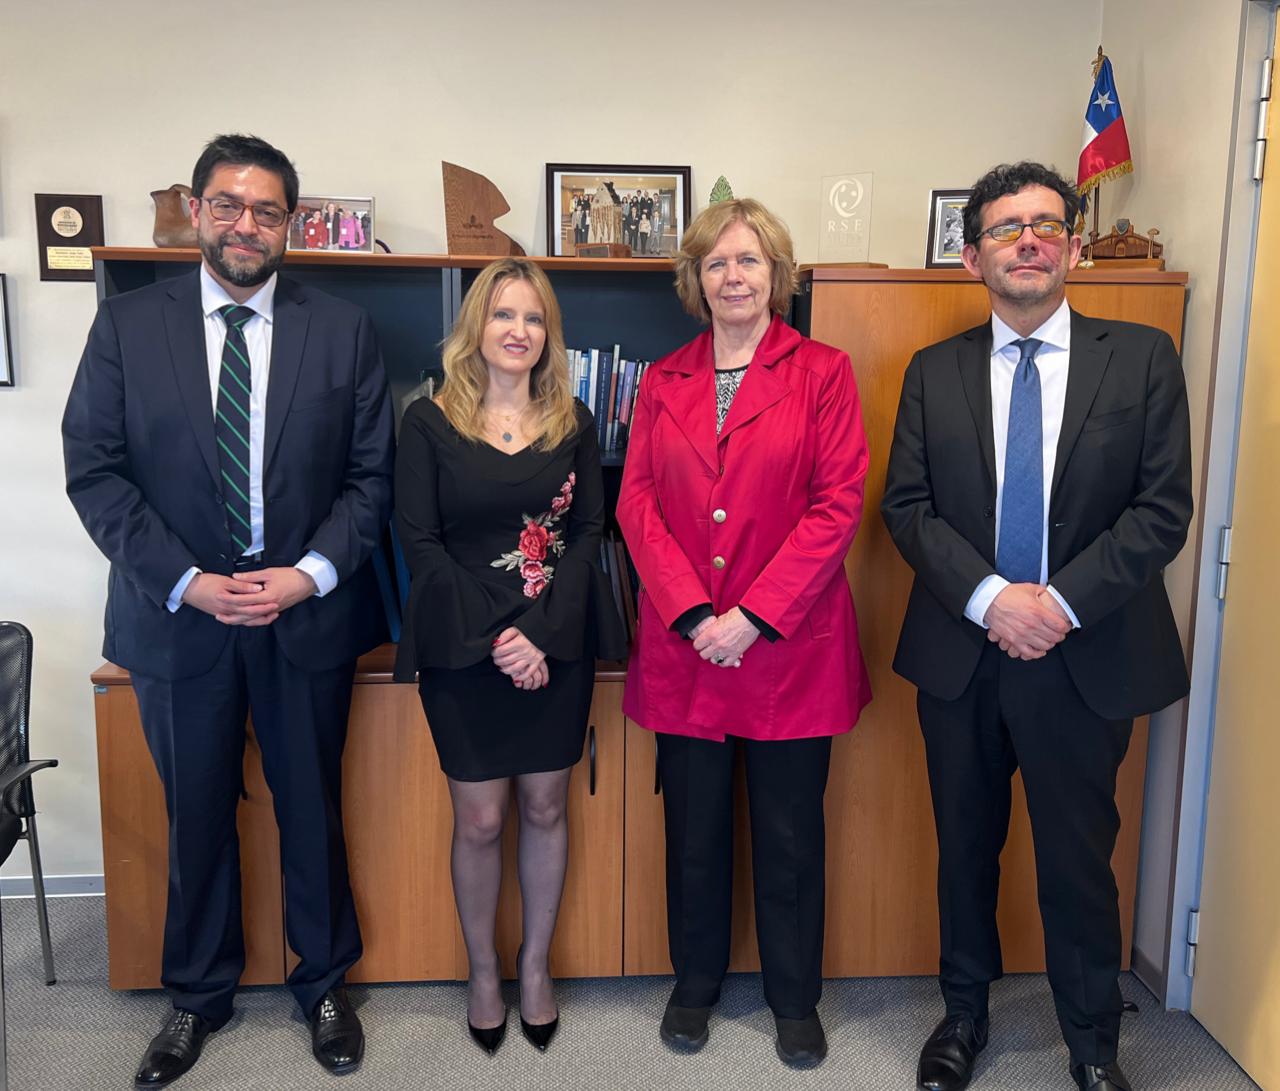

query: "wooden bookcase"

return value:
[89, 249, 1186, 988]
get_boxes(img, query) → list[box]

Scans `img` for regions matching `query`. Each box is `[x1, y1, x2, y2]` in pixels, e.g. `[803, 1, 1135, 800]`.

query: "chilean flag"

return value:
[1078, 54, 1133, 196]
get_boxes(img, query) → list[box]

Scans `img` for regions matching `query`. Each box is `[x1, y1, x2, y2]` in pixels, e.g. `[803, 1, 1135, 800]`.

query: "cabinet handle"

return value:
[589, 725, 597, 796]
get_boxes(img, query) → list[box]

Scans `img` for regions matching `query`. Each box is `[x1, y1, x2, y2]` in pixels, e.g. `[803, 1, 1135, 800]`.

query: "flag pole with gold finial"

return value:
[1088, 46, 1104, 255]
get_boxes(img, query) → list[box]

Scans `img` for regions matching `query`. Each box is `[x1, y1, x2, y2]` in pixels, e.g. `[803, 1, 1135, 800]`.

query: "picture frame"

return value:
[289, 196, 375, 254]
[0, 274, 12, 387]
[545, 164, 692, 258]
[925, 189, 971, 268]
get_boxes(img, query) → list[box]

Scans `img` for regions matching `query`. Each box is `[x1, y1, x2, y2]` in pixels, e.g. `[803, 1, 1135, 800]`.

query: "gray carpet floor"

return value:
[0, 896, 1259, 1091]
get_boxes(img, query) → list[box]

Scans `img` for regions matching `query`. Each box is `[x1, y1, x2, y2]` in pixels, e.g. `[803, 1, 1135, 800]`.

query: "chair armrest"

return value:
[0, 759, 58, 797]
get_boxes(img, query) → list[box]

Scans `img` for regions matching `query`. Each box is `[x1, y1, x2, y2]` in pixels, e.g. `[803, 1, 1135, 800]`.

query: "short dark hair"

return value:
[191, 133, 299, 212]
[962, 161, 1080, 245]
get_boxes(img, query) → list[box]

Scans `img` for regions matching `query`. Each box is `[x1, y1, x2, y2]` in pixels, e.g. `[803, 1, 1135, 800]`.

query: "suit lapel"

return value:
[1051, 311, 1112, 500]
[655, 366, 719, 475]
[956, 323, 996, 489]
[717, 357, 791, 443]
[263, 278, 309, 476]
[162, 272, 221, 489]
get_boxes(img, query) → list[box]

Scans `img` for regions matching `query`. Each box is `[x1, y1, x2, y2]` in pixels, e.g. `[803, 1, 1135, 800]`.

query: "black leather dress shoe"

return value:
[134, 1008, 228, 1088]
[468, 1010, 508, 1055]
[659, 995, 710, 1052]
[1071, 1060, 1133, 1091]
[774, 1011, 827, 1068]
[309, 987, 364, 1074]
[917, 1013, 989, 1091]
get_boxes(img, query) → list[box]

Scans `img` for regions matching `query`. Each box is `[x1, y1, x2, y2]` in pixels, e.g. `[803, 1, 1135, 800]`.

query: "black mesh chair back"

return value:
[0, 623, 34, 819]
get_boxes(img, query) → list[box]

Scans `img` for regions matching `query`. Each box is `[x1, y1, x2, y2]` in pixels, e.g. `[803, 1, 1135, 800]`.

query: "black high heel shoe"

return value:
[468, 1009, 508, 1056]
[517, 947, 559, 1051]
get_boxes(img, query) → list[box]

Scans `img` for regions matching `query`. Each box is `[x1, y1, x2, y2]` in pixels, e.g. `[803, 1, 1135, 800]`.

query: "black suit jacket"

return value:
[63, 270, 394, 681]
[881, 310, 1192, 720]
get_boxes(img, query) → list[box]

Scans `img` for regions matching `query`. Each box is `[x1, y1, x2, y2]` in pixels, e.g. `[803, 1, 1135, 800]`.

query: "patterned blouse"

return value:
[714, 364, 749, 434]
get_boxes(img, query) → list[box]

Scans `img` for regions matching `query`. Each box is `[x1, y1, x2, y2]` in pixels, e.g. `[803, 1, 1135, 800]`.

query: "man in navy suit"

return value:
[882, 162, 1192, 1091]
[63, 134, 394, 1087]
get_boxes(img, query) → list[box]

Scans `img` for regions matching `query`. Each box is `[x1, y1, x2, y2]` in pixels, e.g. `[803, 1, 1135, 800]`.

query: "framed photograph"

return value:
[545, 164, 692, 258]
[0, 274, 12, 387]
[925, 189, 971, 268]
[289, 196, 375, 254]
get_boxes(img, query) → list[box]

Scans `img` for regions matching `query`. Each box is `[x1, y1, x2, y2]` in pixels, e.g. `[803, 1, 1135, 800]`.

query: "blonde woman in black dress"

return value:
[395, 258, 624, 1055]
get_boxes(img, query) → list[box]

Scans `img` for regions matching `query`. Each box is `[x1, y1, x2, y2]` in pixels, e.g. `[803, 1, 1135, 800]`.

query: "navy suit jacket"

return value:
[63, 269, 394, 681]
[881, 310, 1193, 720]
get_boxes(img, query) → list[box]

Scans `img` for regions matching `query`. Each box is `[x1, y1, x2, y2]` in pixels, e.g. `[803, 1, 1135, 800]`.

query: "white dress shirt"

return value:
[166, 265, 337, 611]
[963, 298, 1080, 629]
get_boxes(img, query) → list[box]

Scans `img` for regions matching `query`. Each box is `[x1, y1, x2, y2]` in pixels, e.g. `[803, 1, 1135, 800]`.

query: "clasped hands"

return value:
[492, 628, 549, 690]
[182, 567, 317, 626]
[691, 606, 760, 668]
[983, 583, 1072, 660]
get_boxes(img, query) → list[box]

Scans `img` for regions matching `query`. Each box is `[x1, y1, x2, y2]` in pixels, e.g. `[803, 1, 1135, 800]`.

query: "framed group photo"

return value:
[546, 164, 691, 258]
[289, 196, 375, 254]
[925, 188, 971, 268]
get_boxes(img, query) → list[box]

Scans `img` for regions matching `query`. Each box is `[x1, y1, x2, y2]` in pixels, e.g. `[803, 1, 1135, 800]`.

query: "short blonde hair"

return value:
[437, 258, 578, 451]
[673, 198, 798, 323]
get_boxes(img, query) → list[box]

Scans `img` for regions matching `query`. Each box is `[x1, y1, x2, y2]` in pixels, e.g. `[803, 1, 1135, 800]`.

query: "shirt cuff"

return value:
[296, 551, 338, 597]
[1043, 584, 1081, 629]
[964, 574, 1009, 629]
[672, 603, 714, 639]
[167, 567, 201, 613]
[739, 606, 781, 643]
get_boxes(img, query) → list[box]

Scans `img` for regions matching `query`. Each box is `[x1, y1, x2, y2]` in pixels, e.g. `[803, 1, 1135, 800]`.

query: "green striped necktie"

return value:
[214, 303, 255, 555]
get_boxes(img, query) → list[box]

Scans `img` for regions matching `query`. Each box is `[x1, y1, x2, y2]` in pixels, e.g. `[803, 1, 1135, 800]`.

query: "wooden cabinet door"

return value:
[342, 683, 465, 982]
[93, 682, 285, 989]
[495, 680, 625, 978]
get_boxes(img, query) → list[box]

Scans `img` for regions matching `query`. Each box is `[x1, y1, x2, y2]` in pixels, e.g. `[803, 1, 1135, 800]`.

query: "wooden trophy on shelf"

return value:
[442, 161, 525, 256]
[1080, 217, 1164, 269]
[150, 184, 197, 248]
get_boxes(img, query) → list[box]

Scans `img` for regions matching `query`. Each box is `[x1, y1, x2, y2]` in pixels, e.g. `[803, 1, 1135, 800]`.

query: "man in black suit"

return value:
[882, 162, 1192, 1091]
[63, 134, 394, 1087]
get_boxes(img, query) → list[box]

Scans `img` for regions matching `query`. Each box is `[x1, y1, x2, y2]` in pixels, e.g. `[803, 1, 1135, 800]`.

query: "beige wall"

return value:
[0, 0, 1237, 949]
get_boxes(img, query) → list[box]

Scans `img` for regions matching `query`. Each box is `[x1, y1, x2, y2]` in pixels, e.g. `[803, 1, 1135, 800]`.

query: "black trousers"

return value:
[917, 642, 1133, 1064]
[132, 625, 362, 1022]
[656, 732, 832, 1019]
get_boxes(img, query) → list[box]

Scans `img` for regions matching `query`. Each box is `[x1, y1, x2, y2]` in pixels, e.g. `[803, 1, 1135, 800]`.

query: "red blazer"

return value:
[618, 315, 872, 741]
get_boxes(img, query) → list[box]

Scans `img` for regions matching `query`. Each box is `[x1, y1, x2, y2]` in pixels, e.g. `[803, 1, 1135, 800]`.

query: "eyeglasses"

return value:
[980, 219, 1072, 243]
[199, 196, 289, 229]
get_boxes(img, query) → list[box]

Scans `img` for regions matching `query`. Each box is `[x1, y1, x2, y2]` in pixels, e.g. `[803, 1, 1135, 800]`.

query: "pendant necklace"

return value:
[488, 405, 522, 444]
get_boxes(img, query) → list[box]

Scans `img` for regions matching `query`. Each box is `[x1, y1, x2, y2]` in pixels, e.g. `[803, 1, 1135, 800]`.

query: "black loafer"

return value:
[309, 987, 364, 1074]
[1071, 1060, 1133, 1091]
[775, 1010, 827, 1068]
[917, 1013, 989, 1091]
[659, 995, 710, 1052]
[134, 1008, 229, 1088]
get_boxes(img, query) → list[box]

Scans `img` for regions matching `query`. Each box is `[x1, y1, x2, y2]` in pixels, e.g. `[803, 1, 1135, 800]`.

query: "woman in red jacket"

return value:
[618, 198, 871, 1069]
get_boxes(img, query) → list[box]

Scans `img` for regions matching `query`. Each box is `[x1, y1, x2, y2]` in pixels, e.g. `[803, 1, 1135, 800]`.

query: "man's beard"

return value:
[200, 231, 285, 288]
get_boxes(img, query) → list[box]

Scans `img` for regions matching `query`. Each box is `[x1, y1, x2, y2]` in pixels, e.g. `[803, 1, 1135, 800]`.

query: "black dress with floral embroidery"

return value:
[394, 398, 626, 780]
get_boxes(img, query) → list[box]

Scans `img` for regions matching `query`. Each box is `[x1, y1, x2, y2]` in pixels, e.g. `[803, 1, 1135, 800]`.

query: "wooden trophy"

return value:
[441, 162, 525, 256]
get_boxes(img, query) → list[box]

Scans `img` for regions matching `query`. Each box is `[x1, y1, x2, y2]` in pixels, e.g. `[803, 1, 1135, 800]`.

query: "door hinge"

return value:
[1215, 525, 1233, 601]
[1185, 908, 1201, 978]
[1254, 56, 1272, 181]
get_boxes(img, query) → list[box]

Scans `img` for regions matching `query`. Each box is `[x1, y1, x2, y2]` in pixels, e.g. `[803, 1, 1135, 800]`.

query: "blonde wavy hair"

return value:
[673, 198, 798, 323]
[437, 258, 577, 451]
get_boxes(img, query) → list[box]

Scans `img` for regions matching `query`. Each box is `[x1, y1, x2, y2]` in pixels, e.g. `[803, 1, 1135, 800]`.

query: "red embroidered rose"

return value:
[519, 521, 549, 561]
[551, 495, 568, 515]
[523, 571, 547, 599]
[520, 559, 544, 581]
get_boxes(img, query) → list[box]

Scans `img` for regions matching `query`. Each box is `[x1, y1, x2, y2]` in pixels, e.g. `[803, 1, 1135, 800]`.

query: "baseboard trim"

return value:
[0, 874, 104, 898]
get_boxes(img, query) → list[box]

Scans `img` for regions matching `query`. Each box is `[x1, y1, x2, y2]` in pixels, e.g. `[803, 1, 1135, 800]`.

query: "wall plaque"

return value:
[35, 193, 104, 281]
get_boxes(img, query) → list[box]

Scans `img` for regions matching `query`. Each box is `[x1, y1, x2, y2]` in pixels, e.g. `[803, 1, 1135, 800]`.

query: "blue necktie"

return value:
[996, 337, 1044, 584]
[214, 304, 255, 556]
